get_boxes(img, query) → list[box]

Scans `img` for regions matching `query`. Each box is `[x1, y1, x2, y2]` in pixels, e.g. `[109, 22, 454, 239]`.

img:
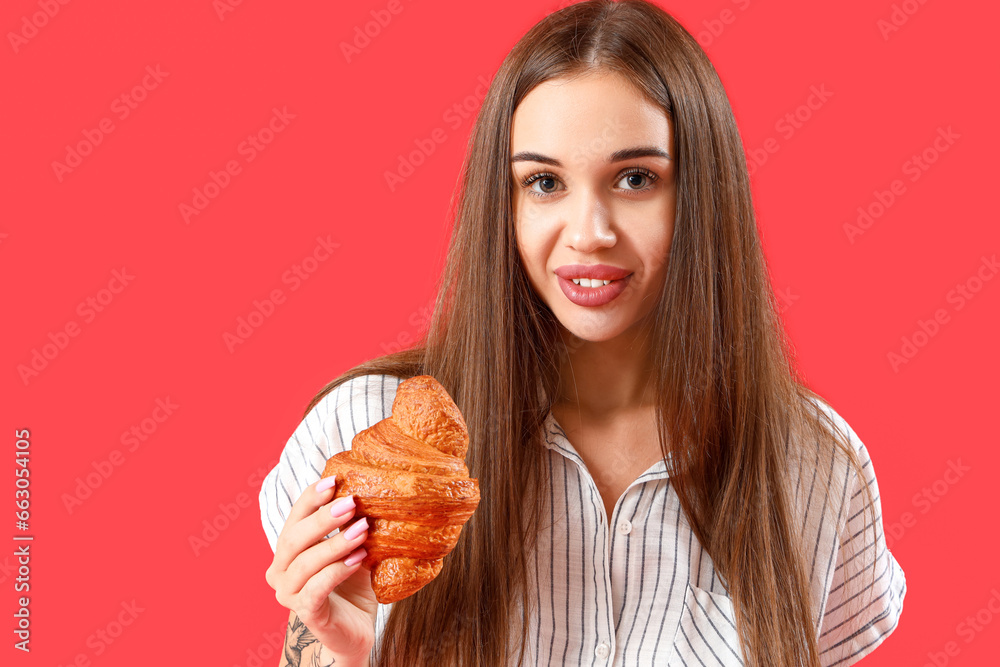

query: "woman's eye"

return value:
[616, 171, 655, 190]
[520, 168, 657, 198]
[528, 175, 562, 196]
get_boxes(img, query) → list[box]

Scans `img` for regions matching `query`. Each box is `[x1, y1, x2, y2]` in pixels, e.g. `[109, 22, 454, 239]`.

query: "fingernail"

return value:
[342, 517, 368, 541]
[316, 476, 337, 492]
[344, 548, 367, 567]
[329, 495, 355, 518]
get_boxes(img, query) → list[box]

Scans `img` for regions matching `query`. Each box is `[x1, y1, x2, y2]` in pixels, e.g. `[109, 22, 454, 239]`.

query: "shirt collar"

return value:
[542, 409, 672, 482]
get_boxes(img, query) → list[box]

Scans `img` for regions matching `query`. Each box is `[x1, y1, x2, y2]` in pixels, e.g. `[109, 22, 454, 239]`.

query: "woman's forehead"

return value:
[510, 72, 671, 163]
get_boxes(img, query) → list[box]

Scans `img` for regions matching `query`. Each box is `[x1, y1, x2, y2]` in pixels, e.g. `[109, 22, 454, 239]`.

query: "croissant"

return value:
[320, 375, 479, 604]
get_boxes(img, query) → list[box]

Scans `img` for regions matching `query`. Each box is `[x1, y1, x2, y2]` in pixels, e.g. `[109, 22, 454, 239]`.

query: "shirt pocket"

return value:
[667, 582, 745, 666]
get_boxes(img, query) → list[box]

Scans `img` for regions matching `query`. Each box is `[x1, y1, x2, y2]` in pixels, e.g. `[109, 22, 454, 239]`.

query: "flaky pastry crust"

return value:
[321, 375, 479, 603]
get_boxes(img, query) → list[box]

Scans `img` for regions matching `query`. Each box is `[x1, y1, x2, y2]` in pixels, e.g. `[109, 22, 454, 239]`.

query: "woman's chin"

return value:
[557, 319, 629, 344]
[555, 308, 657, 346]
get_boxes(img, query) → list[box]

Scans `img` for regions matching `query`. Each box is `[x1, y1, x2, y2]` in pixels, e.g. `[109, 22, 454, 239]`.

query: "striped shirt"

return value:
[259, 373, 906, 666]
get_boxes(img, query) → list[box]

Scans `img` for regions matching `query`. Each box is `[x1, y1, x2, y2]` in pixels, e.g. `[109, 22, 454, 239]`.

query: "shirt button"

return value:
[618, 520, 632, 535]
[595, 642, 611, 659]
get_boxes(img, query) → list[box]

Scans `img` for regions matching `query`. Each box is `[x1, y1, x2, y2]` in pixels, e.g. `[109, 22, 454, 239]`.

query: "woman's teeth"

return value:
[571, 278, 613, 287]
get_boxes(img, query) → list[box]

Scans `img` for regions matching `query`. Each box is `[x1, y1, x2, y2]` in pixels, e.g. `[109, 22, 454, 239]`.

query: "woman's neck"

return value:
[554, 322, 657, 417]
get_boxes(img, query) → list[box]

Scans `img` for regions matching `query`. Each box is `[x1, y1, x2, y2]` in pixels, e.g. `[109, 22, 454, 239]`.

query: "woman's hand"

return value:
[265, 476, 377, 661]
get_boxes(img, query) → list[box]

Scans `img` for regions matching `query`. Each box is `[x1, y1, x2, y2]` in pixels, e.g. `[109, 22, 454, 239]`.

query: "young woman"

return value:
[261, 1, 906, 665]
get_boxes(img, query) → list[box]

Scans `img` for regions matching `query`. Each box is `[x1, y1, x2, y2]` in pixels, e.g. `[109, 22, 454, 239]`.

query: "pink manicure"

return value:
[329, 495, 355, 518]
[344, 548, 367, 567]
[316, 476, 337, 492]
[342, 518, 368, 541]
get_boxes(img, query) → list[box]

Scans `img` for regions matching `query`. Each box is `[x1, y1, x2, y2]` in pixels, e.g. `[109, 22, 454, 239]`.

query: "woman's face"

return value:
[511, 70, 676, 344]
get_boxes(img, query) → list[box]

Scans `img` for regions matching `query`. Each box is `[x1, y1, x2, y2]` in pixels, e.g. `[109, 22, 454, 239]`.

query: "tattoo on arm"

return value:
[284, 615, 337, 666]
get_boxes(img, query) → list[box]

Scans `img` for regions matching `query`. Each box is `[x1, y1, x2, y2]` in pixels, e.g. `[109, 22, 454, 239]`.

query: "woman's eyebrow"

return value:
[510, 146, 671, 166]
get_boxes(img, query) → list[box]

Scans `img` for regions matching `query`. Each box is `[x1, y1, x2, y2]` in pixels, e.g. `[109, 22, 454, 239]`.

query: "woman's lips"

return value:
[557, 274, 631, 307]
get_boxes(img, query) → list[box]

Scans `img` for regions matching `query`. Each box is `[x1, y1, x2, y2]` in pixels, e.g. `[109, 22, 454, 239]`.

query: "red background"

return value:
[3, 0, 997, 665]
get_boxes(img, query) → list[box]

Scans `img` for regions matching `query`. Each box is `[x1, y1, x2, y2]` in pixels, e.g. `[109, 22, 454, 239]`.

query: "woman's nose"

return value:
[565, 191, 616, 253]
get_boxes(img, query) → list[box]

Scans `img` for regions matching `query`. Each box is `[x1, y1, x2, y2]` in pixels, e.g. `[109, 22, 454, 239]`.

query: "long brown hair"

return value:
[306, 1, 877, 664]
